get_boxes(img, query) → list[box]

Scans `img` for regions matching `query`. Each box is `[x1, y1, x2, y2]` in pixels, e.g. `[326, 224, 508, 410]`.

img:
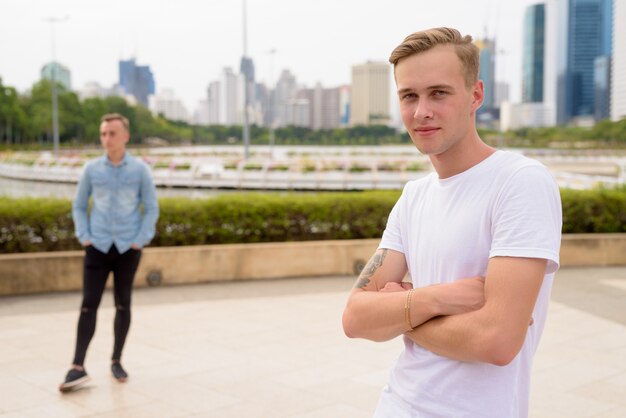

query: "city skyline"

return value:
[1, 0, 541, 113]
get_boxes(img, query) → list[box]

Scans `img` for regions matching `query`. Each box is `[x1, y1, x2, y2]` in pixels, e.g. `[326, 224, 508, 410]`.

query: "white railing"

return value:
[2, 153, 624, 191]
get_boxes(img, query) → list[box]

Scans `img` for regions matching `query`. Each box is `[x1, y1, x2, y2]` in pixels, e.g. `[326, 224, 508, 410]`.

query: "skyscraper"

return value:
[350, 61, 390, 126]
[339, 85, 351, 126]
[564, 0, 613, 121]
[207, 81, 221, 125]
[118, 58, 155, 107]
[476, 39, 497, 109]
[522, 4, 546, 103]
[543, 0, 569, 126]
[611, 0, 626, 121]
[594, 55, 611, 120]
[219, 67, 243, 126]
[318, 85, 343, 130]
[475, 38, 498, 127]
[274, 69, 298, 127]
[148, 89, 189, 122]
[295, 83, 343, 130]
[240, 56, 256, 117]
[41, 62, 71, 91]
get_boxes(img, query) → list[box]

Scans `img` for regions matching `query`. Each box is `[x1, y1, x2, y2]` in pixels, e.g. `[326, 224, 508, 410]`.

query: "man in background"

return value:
[59, 113, 159, 392]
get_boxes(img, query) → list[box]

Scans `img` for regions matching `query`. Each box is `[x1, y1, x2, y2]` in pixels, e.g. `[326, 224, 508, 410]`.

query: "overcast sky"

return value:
[1, 0, 540, 113]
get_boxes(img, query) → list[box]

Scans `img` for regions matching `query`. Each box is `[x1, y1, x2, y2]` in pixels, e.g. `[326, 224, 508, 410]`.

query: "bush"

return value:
[1, 187, 624, 254]
[152, 191, 399, 246]
[0, 191, 400, 253]
[0, 197, 77, 253]
[561, 187, 626, 233]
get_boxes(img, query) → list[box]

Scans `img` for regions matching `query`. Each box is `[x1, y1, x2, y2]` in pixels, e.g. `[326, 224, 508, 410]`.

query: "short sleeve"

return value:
[489, 164, 562, 274]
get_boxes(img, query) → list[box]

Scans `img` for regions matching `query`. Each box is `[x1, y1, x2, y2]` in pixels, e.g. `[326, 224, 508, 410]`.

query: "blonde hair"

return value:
[389, 27, 479, 89]
[101, 113, 130, 132]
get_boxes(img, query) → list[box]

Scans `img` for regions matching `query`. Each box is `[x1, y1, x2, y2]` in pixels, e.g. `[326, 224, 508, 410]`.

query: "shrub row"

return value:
[561, 187, 626, 233]
[0, 187, 624, 253]
[0, 191, 399, 253]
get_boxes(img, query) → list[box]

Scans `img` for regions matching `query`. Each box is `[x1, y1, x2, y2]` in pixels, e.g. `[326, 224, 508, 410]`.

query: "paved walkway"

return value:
[0, 267, 624, 417]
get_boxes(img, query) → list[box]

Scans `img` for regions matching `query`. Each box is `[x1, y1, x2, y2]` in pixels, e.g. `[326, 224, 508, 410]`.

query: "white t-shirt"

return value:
[375, 150, 562, 418]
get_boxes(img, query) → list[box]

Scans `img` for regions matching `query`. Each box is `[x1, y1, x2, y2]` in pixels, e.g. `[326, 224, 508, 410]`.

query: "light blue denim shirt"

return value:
[72, 152, 159, 254]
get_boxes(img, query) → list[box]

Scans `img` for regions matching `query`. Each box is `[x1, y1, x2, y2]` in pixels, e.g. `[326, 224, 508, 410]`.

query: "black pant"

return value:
[72, 245, 142, 366]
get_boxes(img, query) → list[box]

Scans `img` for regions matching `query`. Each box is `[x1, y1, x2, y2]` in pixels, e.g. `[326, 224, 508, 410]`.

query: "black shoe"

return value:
[59, 368, 89, 392]
[111, 362, 128, 382]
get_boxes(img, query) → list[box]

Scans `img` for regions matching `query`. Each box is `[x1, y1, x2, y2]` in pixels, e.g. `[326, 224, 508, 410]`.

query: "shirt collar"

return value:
[103, 152, 129, 167]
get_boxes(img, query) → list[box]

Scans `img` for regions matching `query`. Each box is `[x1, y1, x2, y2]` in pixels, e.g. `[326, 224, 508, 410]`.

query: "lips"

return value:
[414, 126, 440, 135]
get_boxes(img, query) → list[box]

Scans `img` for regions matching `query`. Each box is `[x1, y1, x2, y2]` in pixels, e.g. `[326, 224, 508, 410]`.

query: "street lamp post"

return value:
[241, 0, 250, 160]
[268, 48, 276, 160]
[44, 15, 68, 156]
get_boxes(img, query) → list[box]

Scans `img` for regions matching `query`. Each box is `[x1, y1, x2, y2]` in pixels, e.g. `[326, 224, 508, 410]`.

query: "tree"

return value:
[0, 78, 28, 144]
[23, 80, 54, 144]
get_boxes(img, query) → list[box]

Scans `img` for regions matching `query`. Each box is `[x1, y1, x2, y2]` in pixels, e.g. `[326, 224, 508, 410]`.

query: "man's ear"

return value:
[471, 80, 484, 112]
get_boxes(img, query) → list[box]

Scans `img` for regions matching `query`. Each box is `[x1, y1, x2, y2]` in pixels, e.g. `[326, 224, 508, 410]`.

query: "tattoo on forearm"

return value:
[354, 277, 370, 289]
[354, 249, 388, 289]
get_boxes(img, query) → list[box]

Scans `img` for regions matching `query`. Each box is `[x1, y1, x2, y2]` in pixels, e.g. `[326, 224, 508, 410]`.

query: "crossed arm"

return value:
[342, 248, 547, 365]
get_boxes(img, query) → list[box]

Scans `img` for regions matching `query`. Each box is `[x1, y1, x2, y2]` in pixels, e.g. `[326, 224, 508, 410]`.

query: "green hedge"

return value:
[0, 191, 399, 253]
[152, 192, 399, 246]
[561, 187, 626, 233]
[0, 197, 76, 253]
[0, 188, 624, 253]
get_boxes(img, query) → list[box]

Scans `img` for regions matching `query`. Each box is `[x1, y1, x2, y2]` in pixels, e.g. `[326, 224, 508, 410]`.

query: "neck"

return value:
[107, 150, 125, 166]
[430, 134, 495, 179]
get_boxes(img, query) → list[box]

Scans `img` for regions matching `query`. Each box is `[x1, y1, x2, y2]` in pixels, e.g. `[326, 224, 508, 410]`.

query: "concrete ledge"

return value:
[0, 240, 378, 296]
[559, 233, 626, 266]
[1, 234, 625, 296]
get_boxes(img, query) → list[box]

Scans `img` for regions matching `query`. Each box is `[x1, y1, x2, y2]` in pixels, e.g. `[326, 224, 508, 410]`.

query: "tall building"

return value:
[522, 4, 546, 103]
[218, 67, 243, 126]
[205, 68, 241, 126]
[544, 0, 568, 126]
[148, 89, 189, 122]
[274, 69, 298, 127]
[474, 38, 498, 127]
[193, 99, 211, 126]
[611, 0, 626, 121]
[294, 83, 343, 130]
[255, 82, 271, 127]
[339, 85, 351, 126]
[118, 58, 155, 107]
[475, 39, 497, 108]
[500, 102, 555, 130]
[350, 61, 390, 126]
[495, 82, 510, 107]
[207, 81, 221, 125]
[287, 98, 310, 127]
[205, 65, 268, 127]
[564, 0, 613, 122]
[319, 85, 342, 129]
[41, 62, 71, 91]
[294, 88, 315, 129]
[78, 82, 125, 101]
[239, 56, 257, 122]
[594, 55, 611, 120]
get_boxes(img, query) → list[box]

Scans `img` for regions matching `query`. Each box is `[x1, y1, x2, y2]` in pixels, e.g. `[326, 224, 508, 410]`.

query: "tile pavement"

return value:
[0, 267, 624, 417]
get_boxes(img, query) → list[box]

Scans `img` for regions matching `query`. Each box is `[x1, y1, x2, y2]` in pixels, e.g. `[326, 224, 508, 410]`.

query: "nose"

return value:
[413, 101, 433, 120]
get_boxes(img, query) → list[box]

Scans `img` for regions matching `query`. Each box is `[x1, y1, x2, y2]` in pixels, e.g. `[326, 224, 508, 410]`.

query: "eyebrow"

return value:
[397, 84, 456, 95]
